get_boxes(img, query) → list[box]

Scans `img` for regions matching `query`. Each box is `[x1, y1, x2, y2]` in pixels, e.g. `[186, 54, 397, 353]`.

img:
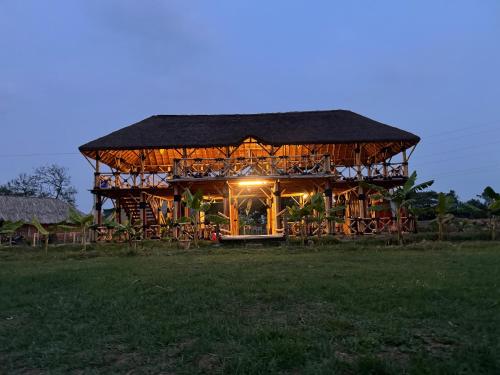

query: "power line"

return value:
[0, 152, 80, 158]
[420, 122, 499, 138]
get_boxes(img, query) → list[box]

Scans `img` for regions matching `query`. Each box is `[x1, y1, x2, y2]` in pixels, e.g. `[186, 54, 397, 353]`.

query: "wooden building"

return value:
[0, 195, 80, 243]
[79, 110, 419, 239]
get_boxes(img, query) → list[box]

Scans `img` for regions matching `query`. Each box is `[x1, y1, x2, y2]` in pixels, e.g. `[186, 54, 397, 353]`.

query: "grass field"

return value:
[1, 241, 499, 374]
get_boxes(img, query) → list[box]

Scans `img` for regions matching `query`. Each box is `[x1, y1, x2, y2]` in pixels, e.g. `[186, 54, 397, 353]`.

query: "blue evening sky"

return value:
[1, 0, 499, 211]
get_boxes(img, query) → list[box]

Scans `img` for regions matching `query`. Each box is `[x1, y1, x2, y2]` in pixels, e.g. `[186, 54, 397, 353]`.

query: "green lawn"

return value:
[1, 241, 499, 374]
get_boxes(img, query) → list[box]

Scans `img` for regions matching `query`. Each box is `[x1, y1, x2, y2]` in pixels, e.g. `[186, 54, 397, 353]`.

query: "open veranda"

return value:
[1, 239, 499, 374]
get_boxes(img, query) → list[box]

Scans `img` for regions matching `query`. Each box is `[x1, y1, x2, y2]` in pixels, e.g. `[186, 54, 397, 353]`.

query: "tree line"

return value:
[0, 164, 77, 206]
[412, 187, 499, 220]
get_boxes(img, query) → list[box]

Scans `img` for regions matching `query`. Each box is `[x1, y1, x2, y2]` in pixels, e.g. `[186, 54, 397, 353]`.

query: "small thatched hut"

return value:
[0, 195, 78, 243]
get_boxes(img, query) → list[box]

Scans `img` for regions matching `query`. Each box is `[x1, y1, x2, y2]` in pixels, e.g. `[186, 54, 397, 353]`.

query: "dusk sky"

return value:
[1, 0, 499, 211]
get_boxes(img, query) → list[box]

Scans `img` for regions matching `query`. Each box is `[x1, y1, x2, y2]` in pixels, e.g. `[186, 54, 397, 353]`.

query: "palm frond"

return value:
[32, 217, 49, 235]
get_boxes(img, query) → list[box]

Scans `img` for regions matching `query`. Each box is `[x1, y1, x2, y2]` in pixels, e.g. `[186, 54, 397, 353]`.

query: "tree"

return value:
[35, 165, 77, 205]
[0, 185, 13, 195]
[0, 220, 24, 246]
[434, 193, 455, 241]
[32, 217, 50, 255]
[182, 189, 211, 248]
[60, 207, 94, 251]
[0, 164, 77, 205]
[364, 171, 434, 245]
[3, 173, 40, 197]
[411, 191, 438, 220]
[481, 187, 500, 240]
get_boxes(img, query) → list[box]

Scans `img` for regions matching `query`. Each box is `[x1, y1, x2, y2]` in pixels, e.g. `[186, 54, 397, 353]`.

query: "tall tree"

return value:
[481, 187, 500, 240]
[0, 164, 77, 205]
[3, 173, 40, 196]
[35, 164, 77, 205]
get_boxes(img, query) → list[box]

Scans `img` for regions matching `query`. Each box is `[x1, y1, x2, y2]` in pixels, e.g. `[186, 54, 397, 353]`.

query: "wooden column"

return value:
[173, 185, 181, 221]
[272, 181, 281, 234]
[355, 145, 362, 180]
[324, 182, 333, 234]
[222, 185, 230, 219]
[358, 185, 366, 219]
[140, 192, 147, 235]
[229, 186, 239, 235]
[95, 194, 102, 227]
[94, 151, 100, 189]
[266, 197, 273, 235]
[140, 150, 146, 188]
[173, 185, 181, 239]
[402, 148, 409, 177]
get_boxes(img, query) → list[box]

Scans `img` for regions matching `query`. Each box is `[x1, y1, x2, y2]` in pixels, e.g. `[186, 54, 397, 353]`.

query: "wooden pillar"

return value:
[94, 151, 100, 189]
[358, 185, 366, 219]
[229, 186, 239, 235]
[272, 181, 281, 234]
[324, 182, 333, 234]
[173, 185, 181, 221]
[266, 197, 273, 235]
[324, 154, 331, 174]
[173, 185, 181, 238]
[116, 199, 122, 224]
[140, 150, 146, 188]
[402, 148, 409, 177]
[222, 186, 230, 218]
[355, 145, 362, 180]
[95, 194, 102, 226]
[140, 192, 147, 237]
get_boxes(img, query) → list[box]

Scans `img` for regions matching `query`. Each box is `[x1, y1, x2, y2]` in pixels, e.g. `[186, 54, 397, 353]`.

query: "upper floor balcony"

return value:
[93, 154, 408, 190]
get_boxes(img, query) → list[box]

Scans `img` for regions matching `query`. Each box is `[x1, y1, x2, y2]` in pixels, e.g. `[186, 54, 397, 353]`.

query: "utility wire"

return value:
[0, 152, 80, 158]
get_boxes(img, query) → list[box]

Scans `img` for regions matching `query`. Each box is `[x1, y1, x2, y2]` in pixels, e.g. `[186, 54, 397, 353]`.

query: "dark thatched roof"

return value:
[79, 110, 420, 151]
[0, 196, 75, 224]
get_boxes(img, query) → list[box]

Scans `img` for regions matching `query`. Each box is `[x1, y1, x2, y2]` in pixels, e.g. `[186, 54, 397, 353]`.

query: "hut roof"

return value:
[79, 110, 420, 151]
[0, 196, 76, 224]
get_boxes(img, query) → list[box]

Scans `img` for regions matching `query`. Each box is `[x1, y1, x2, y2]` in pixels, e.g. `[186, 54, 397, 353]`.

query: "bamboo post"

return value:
[324, 183, 333, 234]
[173, 185, 181, 238]
[96, 194, 102, 227]
[402, 148, 409, 177]
[355, 145, 362, 180]
[272, 181, 281, 234]
[141, 192, 147, 237]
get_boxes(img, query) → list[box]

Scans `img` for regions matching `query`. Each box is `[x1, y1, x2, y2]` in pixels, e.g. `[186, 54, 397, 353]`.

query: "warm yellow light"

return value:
[159, 148, 165, 155]
[303, 193, 309, 199]
[237, 180, 268, 186]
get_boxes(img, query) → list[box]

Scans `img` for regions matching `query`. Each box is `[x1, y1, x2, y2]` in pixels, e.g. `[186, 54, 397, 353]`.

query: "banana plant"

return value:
[0, 220, 24, 246]
[32, 217, 50, 254]
[182, 189, 212, 248]
[434, 193, 455, 241]
[309, 192, 345, 238]
[59, 207, 94, 251]
[111, 220, 143, 249]
[481, 187, 500, 240]
[364, 171, 434, 245]
[287, 204, 312, 245]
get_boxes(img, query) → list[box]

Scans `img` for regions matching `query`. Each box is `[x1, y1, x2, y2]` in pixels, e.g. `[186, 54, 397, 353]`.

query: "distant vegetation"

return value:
[0, 164, 77, 205]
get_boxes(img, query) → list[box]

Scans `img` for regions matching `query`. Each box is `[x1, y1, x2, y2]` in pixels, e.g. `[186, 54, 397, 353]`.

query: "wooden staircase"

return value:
[119, 195, 158, 225]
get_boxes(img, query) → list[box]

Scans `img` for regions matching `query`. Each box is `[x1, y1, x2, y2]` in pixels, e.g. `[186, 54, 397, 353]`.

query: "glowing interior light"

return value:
[237, 180, 268, 186]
